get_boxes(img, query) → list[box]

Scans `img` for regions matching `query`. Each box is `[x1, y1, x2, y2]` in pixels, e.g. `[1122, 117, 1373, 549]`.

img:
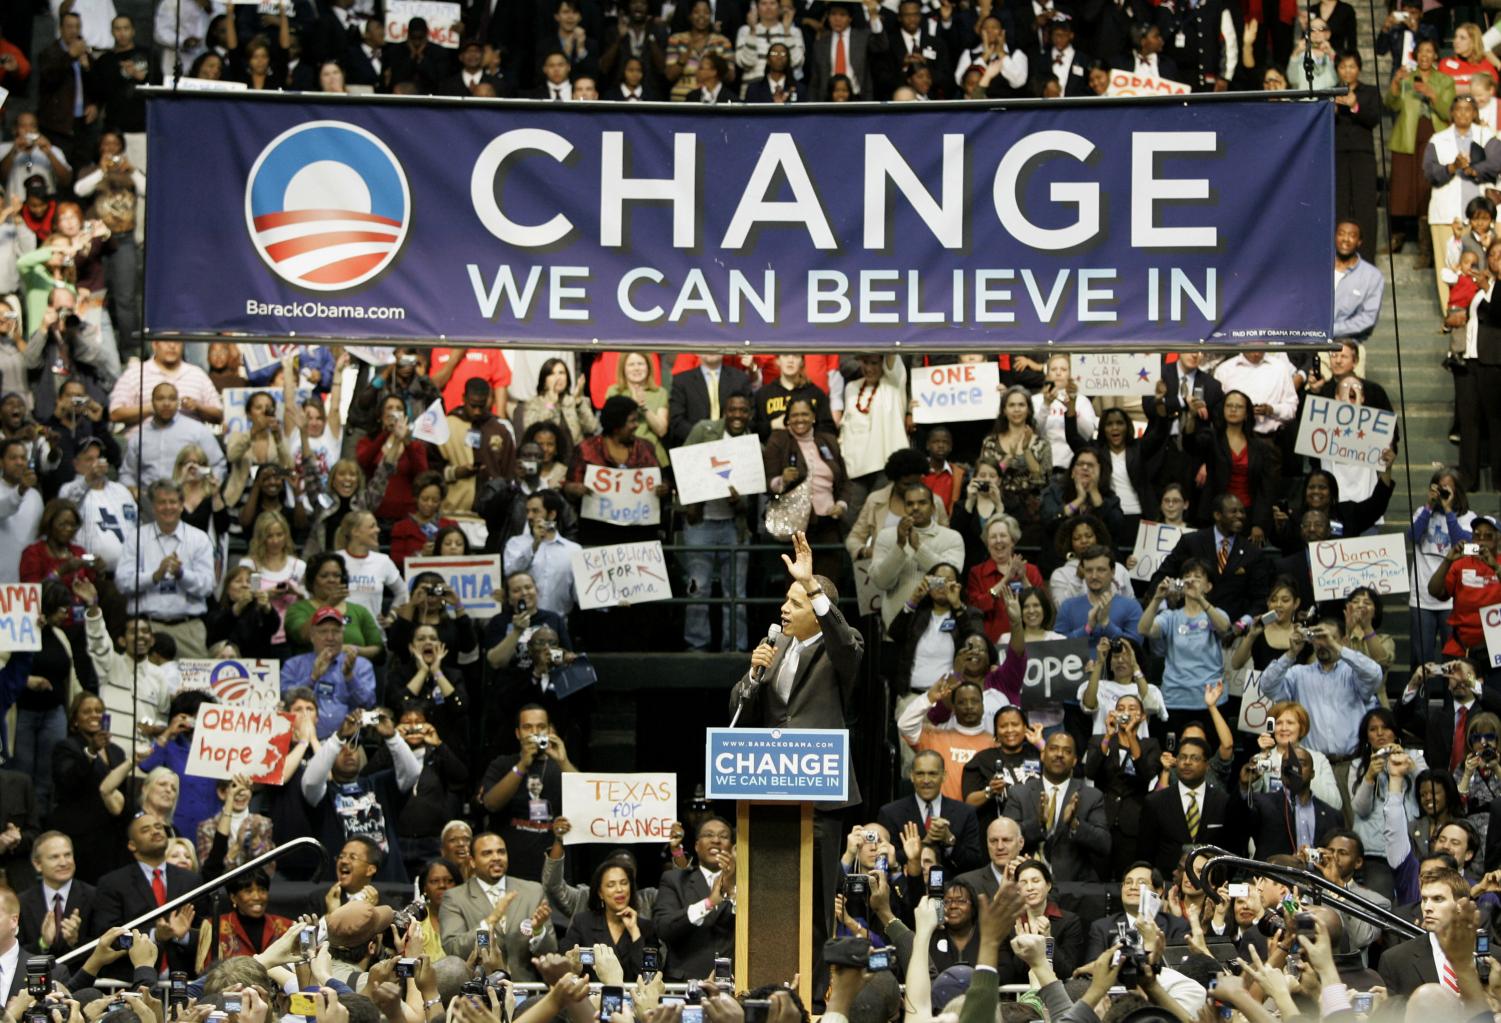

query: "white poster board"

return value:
[1070, 354, 1158, 396]
[1236, 672, 1273, 734]
[1129, 521, 1183, 582]
[669, 434, 767, 505]
[911, 362, 1001, 424]
[1293, 395, 1398, 468]
[405, 554, 503, 618]
[581, 465, 662, 526]
[571, 542, 673, 610]
[385, 0, 462, 46]
[1483, 603, 1501, 669]
[1105, 70, 1192, 96]
[184, 705, 296, 784]
[221, 385, 312, 436]
[851, 559, 883, 618]
[560, 773, 677, 845]
[1308, 535, 1410, 601]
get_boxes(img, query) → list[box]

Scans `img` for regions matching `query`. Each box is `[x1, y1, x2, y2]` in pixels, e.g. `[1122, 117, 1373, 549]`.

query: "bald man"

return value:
[955, 817, 1024, 897]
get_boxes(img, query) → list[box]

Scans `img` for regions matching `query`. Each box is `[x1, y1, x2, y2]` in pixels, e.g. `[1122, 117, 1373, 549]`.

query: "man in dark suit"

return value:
[1145, 352, 1224, 497]
[669, 355, 753, 446]
[729, 530, 863, 971]
[306, 0, 364, 67]
[341, 17, 387, 88]
[1081, 694, 1161, 880]
[882, 0, 951, 97]
[684, 51, 737, 102]
[1084, 862, 1191, 959]
[1002, 733, 1109, 883]
[1240, 748, 1342, 859]
[955, 816, 1026, 898]
[808, 1, 878, 99]
[651, 817, 736, 980]
[1151, 494, 1271, 622]
[384, 17, 454, 93]
[18, 832, 93, 957]
[1034, 15, 1093, 96]
[437, 39, 508, 95]
[1137, 737, 1243, 877]
[1377, 868, 1467, 995]
[1108, 21, 1178, 81]
[87, 815, 204, 980]
[876, 751, 984, 875]
[0, 769, 40, 894]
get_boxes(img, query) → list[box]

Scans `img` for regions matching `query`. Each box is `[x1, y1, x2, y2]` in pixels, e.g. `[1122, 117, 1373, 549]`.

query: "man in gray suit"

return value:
[729, 530, 863, 979]
[1002, 733, 1110, 883]
[807, 0, 881, 98]
[438, 832, 557, 980]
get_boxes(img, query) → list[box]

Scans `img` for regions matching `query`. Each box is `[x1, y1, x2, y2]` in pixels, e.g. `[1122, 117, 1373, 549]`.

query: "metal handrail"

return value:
[56, 836, 328, 967]
[1184, 845, 1423, 941]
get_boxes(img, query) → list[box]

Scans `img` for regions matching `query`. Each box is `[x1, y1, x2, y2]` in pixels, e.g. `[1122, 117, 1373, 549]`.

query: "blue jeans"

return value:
[683, 518, 749, 651]
[1411, 607, 1451, 669]
[14, 706, 66, 811]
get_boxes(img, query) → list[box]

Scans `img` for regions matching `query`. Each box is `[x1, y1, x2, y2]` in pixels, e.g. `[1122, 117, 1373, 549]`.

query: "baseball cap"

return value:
[75, 437, 106, 454]
[325, 900, 394, 947]
[311, 606, 347, 628]
[931, 964, 974, 1014]
[23, 175, 47, 198]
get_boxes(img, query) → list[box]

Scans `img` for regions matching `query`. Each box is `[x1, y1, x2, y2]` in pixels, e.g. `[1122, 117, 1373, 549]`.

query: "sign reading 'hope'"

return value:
[1294, 395, 1397, 468]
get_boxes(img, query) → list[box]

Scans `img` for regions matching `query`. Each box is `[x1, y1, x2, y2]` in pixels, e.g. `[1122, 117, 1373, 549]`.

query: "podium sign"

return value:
[704, 728, 850, 802]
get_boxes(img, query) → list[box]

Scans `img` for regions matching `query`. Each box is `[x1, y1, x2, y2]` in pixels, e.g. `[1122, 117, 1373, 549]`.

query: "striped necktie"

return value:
[1217, 538, 1230, 574]
[1184, 791, 1200, 840]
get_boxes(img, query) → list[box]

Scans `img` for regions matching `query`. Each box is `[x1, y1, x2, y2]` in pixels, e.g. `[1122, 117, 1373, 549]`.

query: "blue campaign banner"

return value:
[145, 94, 1333, 349]
[705, 727, 849, 802]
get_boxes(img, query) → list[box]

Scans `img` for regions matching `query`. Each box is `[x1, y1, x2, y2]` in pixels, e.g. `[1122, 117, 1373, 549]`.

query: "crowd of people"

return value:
[2, 0, 1501, 1020]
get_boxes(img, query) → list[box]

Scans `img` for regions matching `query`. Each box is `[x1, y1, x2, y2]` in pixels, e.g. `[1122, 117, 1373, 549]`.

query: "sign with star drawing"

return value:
[669, 434, 768, 505]
[1070, 354, 1158, 396]
[1293, 395, 1397, 469]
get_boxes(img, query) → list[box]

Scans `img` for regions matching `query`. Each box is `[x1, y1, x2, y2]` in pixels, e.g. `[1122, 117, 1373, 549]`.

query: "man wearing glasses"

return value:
[280, 607, 377, 739]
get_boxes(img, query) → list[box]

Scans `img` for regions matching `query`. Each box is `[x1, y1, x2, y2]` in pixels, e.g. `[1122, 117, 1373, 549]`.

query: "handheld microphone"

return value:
[749, 623, 783, 685]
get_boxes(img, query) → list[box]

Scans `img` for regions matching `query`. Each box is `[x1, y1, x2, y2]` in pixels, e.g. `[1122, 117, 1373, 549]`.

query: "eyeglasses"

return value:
[1473, 733, 1498, 744]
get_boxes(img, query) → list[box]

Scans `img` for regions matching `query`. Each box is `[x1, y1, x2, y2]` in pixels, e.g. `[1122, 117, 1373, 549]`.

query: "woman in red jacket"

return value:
[356, 393, 429, 523]
[389, 471, 456, 569]
[20, 499, 96, 621]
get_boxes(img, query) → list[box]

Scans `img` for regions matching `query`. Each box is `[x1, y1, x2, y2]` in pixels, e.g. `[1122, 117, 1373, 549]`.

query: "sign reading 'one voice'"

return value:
[1294, 395, 1397, 468]
[582, 466, 662, 526]
[912, 362, 1001, 423]
[571, 541, 673, 610]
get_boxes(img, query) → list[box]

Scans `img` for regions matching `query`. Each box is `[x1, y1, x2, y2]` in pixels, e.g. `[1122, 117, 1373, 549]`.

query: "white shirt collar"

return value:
[1179, 780, 1206, 801]
[42, 879, 72, 905]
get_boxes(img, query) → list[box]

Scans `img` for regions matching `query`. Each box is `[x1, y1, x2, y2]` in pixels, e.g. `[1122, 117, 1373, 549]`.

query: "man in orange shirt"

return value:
[896, 677, 996, 799]
[429, 346, 511, 415]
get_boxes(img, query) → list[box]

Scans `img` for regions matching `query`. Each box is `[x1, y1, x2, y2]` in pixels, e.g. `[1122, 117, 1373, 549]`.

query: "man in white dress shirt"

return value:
[502, 492, 579, 615]
[116, 479, 216, 657]
[1212, 351, 1300, 436]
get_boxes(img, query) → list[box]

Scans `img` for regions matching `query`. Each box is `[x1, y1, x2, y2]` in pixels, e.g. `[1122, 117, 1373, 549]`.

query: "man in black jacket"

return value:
[667, 355, 752, 446]
[730, 530, 863, 980]
[1003, 733, 1110, 883]
[1151, 494, 1271, 622]
[876, 751, 984, 874]
[1239, 747, 1342, 859]
[1376, 868, 1467, 995]
[651, 817, 736, 980]
[87, 815, 203, 979]
[1084, 862, 1190, 959]
[1136, 737, 1243, 877]
[18, 832, 93, 957]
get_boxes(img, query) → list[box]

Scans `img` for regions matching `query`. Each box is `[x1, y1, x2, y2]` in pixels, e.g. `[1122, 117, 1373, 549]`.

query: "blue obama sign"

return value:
[705, 728, 850, 802]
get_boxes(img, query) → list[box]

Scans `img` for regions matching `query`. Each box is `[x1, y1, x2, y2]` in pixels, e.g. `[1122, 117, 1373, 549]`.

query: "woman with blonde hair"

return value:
[138, 765, 182, 835]
[174, 444, 230, 539]
[303, 457, 391, 558]
[238, 510, 306, 657]
[1440, 22, 1496, 93]
[605, 352, 669, 464]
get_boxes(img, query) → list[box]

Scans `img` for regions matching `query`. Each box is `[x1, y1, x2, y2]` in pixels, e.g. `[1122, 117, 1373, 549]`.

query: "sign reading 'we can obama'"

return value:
[146, 94, 1333, 348]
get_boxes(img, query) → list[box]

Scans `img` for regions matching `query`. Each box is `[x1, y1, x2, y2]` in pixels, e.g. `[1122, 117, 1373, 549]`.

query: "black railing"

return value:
[56, 836, 328, 967]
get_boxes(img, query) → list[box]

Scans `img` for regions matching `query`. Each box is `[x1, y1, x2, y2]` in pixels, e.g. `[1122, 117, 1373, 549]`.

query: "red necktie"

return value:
[1453, 706, 1470, 772]
[923, 803, 932, 831]
[1217, 538, 1230, 574]
[834, 32, 848, 76]
[152, 868, 169, 971]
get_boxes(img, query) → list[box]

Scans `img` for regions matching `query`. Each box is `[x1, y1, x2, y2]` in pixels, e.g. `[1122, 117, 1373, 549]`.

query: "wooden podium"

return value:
[734, 801, 815, 1008]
